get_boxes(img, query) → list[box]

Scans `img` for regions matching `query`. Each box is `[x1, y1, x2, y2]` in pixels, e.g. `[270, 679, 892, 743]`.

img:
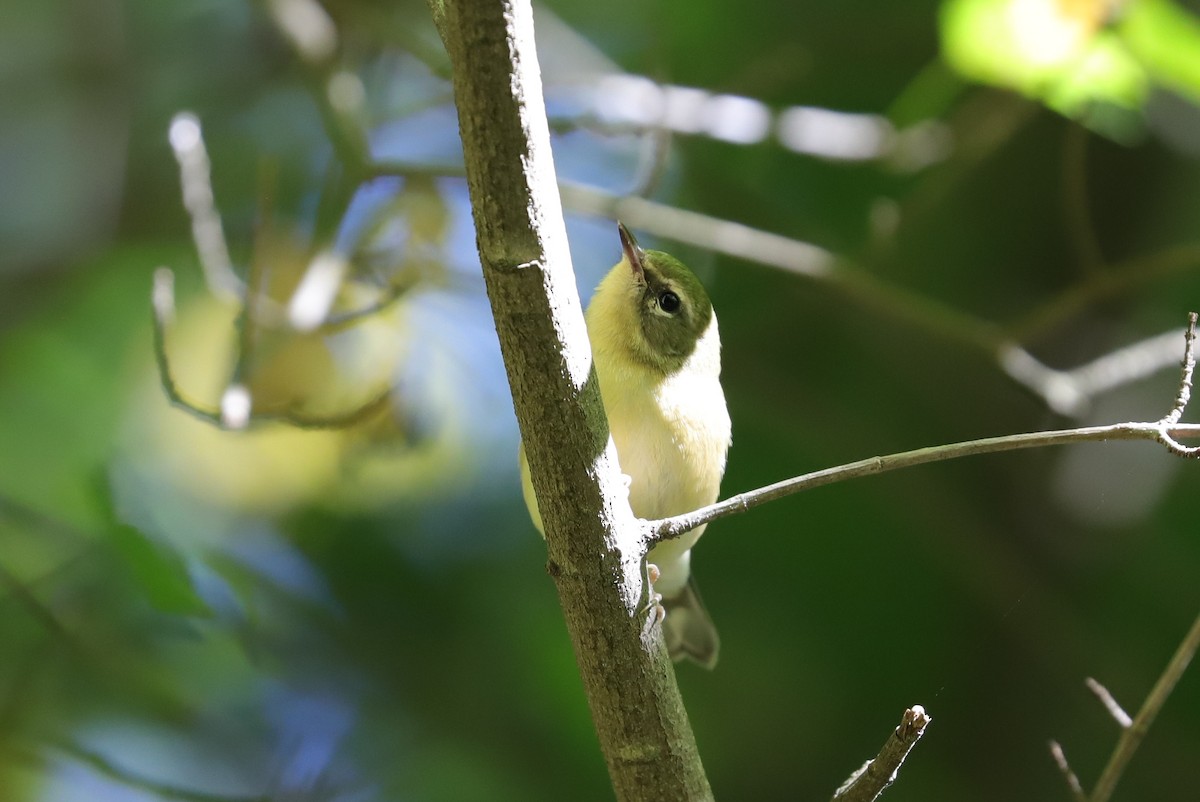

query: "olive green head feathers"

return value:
[587, 223, 718, 376]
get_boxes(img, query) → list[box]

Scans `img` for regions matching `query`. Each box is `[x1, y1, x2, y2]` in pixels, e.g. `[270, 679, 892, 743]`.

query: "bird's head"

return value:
[588, 223, 717, 376]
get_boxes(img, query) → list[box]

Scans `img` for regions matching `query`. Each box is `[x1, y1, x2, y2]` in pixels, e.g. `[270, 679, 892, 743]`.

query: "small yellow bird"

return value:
[519, 222, 732, 668]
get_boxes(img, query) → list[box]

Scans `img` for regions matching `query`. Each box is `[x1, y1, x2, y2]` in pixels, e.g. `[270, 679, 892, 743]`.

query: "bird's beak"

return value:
[618, 221, 646, 281]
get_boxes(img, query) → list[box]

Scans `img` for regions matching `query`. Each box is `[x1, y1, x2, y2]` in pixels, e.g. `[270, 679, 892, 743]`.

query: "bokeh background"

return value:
[3, 0, 1200, 799]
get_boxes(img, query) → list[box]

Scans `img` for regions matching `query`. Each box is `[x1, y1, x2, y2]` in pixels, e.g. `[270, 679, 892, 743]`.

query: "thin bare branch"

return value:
[1089, 610, 1200, 802]
[560, 181, 837, 279]
[1161, 312, 1197, 424]
[316, 268, 429, 333]
[831, 706, 931, 802]
[1048, 740, 1087, 802]
[151, 268, 394, 431]
[1156, 313, 1199, 457]
[151, 268, 224, 427]
[168, 113, 244, 304]
[30, 740, 274, 802]
[1085, 678, 1133, 729]
[650, 421, 1200, 545]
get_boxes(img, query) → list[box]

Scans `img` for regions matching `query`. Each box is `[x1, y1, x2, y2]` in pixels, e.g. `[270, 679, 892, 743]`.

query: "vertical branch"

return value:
[428, 0, 712, 799]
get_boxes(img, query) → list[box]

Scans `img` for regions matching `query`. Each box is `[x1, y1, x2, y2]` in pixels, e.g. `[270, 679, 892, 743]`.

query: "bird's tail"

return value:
[662, 574, 720, 669]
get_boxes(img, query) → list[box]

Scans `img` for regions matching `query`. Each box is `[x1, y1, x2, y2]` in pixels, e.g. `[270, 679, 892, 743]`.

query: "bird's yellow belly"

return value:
[608, 377, 728, 597]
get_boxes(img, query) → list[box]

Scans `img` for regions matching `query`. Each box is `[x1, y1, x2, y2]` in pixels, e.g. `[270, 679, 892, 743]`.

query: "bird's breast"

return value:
[604, 368, 730, 524]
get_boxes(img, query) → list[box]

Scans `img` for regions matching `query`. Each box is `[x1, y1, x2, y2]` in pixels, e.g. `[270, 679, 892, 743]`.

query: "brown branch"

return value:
[831, 706, 932, 802]
[429, 1, 710, 800]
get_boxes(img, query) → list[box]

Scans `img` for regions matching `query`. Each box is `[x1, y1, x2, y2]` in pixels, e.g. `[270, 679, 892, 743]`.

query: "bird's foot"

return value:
[642, 562, 666, 624]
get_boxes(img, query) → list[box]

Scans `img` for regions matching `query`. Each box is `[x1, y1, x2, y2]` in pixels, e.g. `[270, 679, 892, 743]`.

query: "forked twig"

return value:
[1156, 312, 1198, 456]
[1089, 611, 1200, 802]
[1044, 319, 1200, 799]
[151, 268, 393, 430]
[1051, 610, 1200, 802]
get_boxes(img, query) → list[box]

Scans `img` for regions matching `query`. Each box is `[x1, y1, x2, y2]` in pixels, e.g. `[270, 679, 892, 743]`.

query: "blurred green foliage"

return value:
[2, 0, 1200, 800]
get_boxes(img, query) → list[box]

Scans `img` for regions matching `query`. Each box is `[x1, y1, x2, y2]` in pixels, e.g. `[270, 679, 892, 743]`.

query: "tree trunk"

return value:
[428, 0, 713, 799]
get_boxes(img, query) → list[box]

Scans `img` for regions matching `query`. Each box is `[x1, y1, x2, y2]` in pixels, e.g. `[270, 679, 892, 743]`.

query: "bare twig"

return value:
[168, 113, 243, 304]
[220, 238, 275, 429]
[167, 110, 302, 329]
[560, 181, 836, 279]
[1085, 678, 1132, 729]
[1088, 610, 1200, 802]
[650, 420, 1200, 545]
[831, 706, 932, 802]
[13, 740, 274, 802]
[316, 266, 431, 333]
[151, 268, 393, 430]
[1048, 740, 1087, 802]
[160, 83, 429, 434]
[1161, 312, 1197, 425]
[1157, 313, 1197, 460]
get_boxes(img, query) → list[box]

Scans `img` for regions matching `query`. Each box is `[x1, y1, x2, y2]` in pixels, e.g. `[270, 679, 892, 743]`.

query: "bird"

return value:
[519, 222, 731, 668]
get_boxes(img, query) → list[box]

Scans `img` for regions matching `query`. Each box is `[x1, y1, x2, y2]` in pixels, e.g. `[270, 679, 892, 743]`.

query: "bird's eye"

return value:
[658, 291, 681, 313]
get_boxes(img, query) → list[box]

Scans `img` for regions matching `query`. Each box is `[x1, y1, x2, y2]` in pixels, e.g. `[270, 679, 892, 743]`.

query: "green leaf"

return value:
[940, 0, 1148, 131]
[109, 524, 211, 616]
[1120, 0, 1200, 103]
